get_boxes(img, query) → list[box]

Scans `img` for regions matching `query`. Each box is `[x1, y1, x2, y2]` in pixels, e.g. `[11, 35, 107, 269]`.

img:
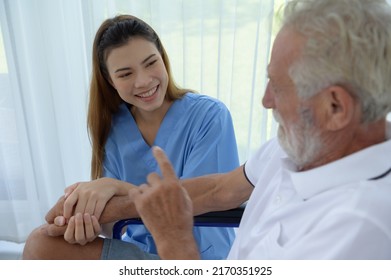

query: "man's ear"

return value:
[322, 86, 357, 131]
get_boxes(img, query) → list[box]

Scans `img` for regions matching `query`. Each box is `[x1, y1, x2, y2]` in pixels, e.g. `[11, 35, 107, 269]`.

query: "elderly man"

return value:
[23, 0, 391, 260]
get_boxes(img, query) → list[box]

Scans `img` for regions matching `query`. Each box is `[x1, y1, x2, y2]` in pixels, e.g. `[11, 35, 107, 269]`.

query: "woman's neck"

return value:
[130, 99, 173, 146]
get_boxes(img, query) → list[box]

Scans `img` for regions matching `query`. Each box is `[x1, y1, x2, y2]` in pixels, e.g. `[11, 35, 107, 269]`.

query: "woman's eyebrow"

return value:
[114, 54, 157, 73]
[115, 67, 131, 73]
[141, 54, 156, 64]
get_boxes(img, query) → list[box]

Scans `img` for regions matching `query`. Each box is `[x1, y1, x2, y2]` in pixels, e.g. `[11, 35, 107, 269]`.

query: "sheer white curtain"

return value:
[0, 0, 278, 243]
[0, 0, 92, 242]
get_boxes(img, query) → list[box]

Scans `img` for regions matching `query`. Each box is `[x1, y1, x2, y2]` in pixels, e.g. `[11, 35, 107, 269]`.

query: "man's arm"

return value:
[183, 165, 252, 215]
[44, 156, 252, 239]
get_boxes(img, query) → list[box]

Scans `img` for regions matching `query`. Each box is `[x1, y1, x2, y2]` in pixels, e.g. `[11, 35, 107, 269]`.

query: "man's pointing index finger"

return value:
[152, 146, 176, 179]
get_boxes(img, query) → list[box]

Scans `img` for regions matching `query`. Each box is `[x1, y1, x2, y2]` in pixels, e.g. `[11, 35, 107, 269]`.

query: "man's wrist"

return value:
[156, 234, 200, 260]
[100, 195, 136, 223]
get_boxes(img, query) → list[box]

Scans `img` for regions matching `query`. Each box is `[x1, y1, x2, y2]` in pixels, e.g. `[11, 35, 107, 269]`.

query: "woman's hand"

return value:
[63, 177, 134, 220]
[63, 213, 101, 245]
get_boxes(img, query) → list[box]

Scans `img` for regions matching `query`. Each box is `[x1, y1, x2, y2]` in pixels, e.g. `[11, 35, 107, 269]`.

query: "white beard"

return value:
[274, 109, 323, 170]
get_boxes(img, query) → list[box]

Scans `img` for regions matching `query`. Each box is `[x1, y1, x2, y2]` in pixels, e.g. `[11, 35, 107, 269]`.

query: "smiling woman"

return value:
[21, 14, 241, 260]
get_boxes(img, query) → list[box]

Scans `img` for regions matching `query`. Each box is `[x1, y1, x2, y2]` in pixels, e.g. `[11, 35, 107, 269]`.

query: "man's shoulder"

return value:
[253, 138, 284, 160]
[244, 138, 284, 181]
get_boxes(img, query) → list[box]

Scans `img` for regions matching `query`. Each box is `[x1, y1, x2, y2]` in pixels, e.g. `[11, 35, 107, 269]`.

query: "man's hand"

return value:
[45, 195, 66, 224]
[41, 195, 68, 237]
[128, 146, 200, 259]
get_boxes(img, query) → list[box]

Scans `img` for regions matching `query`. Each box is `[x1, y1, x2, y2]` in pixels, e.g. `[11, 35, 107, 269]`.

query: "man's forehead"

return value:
[269, 27, 305, 73]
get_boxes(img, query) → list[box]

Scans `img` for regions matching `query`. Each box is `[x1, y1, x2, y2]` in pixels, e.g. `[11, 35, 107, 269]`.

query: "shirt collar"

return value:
[284, 121, 391, 200]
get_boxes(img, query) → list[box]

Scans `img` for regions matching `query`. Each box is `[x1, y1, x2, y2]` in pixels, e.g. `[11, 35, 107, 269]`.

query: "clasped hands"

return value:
[43, 147, 194, 247]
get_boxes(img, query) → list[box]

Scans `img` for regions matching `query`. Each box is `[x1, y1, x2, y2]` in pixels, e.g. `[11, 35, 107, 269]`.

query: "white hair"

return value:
[284, 0, 391, 122]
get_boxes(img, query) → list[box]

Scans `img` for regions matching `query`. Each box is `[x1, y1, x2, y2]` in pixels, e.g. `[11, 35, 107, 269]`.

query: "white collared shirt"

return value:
[228, 124, 391, 259]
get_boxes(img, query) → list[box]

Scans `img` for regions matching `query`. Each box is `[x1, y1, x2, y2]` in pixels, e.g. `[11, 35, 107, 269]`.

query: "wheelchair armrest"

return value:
[112, 204, 246, 240]
[193, 204, 245, 227]
[112, 218, 143, 239]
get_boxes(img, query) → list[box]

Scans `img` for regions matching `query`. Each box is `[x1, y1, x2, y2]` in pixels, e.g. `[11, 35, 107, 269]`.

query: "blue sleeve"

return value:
[180, 101, 239, 179]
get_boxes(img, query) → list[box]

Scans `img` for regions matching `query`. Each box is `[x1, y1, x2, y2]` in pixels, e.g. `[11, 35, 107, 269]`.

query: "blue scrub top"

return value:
[103, 93, 239, 259]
